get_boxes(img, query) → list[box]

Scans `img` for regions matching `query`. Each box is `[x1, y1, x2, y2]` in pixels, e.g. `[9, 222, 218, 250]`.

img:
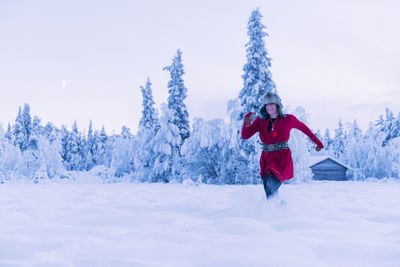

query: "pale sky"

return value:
[0, 0, 399, 135]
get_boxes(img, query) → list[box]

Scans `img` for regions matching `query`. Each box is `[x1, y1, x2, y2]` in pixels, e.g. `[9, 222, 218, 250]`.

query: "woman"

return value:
[242, 92, 323, 199]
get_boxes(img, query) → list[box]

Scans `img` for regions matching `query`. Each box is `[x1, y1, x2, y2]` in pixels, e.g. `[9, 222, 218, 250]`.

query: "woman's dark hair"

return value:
[259, 104, 286, 120]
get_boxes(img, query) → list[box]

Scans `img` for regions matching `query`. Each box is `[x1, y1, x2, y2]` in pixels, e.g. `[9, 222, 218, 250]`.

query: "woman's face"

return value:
[265, 103, 278, 116]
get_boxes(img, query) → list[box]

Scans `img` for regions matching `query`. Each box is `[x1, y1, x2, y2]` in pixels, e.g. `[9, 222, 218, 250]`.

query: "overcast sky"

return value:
[0, 0, 399, 135]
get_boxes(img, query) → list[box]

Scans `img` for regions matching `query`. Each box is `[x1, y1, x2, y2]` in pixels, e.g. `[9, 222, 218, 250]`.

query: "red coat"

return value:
[241, 114, 324, 182]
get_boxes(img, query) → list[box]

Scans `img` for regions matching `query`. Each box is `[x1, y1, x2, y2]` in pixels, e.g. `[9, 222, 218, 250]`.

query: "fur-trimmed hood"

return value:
[259, 92, 286, 120]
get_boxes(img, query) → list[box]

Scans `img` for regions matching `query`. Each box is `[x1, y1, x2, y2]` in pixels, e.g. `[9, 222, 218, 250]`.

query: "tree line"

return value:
[1, 8, 399, 183]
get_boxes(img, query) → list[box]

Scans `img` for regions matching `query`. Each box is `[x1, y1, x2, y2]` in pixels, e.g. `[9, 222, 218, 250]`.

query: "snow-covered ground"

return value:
[1, 180, 400, 267]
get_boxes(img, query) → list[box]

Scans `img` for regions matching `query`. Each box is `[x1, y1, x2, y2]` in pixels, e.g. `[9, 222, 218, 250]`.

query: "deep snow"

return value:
[0, 180, 400, 267]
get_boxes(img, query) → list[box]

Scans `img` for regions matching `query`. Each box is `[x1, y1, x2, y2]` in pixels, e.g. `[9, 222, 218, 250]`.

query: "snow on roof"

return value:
[309, 156, 351, 170]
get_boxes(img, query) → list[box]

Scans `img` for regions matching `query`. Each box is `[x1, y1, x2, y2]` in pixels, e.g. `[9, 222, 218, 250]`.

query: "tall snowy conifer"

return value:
[239, 8, 276, 118]
[163, 49, 190, 146]
[230, 8, 276, 184]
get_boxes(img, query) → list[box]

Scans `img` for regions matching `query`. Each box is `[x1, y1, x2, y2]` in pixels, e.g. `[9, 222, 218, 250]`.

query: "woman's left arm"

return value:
[291, 115, 324, 149]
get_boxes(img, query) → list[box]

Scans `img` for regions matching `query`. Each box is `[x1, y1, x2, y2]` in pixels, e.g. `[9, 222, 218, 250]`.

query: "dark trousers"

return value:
[262, 173, 282, 199]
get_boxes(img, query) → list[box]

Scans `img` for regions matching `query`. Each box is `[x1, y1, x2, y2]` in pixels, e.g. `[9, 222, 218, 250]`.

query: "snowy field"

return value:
[1, 180, 400, 267]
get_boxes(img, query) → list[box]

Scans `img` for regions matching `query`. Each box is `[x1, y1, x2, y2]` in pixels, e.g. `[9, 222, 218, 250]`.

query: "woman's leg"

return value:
[262, 173, 282, 199]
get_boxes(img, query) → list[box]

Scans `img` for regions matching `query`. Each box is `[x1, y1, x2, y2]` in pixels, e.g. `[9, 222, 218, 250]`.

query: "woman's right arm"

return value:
[241, 113, 260, 139]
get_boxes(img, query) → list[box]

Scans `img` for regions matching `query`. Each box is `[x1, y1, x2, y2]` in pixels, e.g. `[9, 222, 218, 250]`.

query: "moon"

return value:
[62, 80, 67, 87]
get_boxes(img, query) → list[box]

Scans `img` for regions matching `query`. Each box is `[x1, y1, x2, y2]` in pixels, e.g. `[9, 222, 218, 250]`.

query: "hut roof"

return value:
[309, 156, 351, 170]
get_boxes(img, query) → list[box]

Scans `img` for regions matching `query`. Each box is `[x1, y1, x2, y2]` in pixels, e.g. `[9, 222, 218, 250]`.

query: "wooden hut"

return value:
[309, 157, 349, 181]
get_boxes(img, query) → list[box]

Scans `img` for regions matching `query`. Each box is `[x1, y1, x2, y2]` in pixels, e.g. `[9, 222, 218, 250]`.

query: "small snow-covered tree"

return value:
[31, 116, 43, 137]
[12, 104, 36, 152]
[343, 120, 366, 180]
[363, 123, 389, 178]
[287, 106, 313, 183]
[61, 122, 85, 171]
[0, 136, 23, 179]
[85, 120, 96, 170]
[332, 119, 346, 160]
[139, 78, 160, 133]
[5, 123, 12, 142]
[22, 103, 32, 138]
[181, 118, 235, 184]
[95, 126, 110, 166]
[110, 126, 135, 177]
[344, 120, 363, 167]
[152, 104, 181, 182]
[322, 129, 333, 154]
[376, 107, 400, 146]
[35, 135, 66, 179]
[43, 122, 59, 145]
[13, 107, 27, 151]
[386, 137, 400, 178]
[121, 126, 133, 139]
[134, 78, 160, 182]
[163, 49, 190, 146]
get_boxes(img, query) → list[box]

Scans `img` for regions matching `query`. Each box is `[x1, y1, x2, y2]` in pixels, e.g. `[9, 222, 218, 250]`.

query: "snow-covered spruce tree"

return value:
[163, 49, 190, 147]
[29, 115, 44, 151]
[152, 104, 181, 182]
[12, 105, 29, 151]
[134, 78, 160, 182]
[226, 99, 253, 184]
[239, 7, 276, 119]
[85, 120, 96, 170]
[61, 122, 85, 171]
[139, 78, 160, 133]
[322, 129, 333, 154]
[332, 119, 346, 160]
[363, 123, 392, 178]
[343, 119, 366, 179]
[110, 126, 136, 177]
[5, 123, 12, 142]
[0, 130, 23, 181]
[31, 116, 43, 137]
[376, 107, 400, 146]
[121, 126, 133, 139]
[230, 8, 276, 184]
[287, 107, 313, 183]
[386, 136, 400, 179]
[95, 126, 110, 166]
[181, 118, 236, 184]
[43, 122, 60, 145]
[9, 104, 42, 177]
[35, 134, 65, 179]
[22, 103, 32, 139]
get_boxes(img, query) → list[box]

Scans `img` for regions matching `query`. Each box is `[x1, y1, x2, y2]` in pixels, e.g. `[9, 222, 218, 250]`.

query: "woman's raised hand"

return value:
[244, 112, 253, 127]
